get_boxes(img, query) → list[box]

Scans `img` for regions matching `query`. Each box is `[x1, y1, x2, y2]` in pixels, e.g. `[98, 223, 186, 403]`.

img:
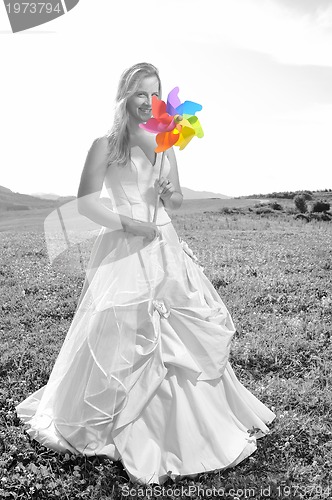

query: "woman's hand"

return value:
[125, 220, 161, 242]
[155, 176, 183, 210]
[156, 177, 175, 202]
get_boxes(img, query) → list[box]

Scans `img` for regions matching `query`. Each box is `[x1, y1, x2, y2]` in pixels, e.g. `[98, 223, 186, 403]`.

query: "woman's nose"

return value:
[140, 94, 153, 110]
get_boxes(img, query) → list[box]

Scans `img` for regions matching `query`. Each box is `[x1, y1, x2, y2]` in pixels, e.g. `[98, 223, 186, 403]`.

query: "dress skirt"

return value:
[16, 221, 275, 484]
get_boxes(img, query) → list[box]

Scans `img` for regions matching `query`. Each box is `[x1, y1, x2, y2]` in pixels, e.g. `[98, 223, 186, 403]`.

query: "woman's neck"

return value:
[128, 126, 148, 147]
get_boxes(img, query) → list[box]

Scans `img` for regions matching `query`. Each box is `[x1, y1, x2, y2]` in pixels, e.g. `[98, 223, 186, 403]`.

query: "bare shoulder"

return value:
[78, 137, 110, 199]
[88, 136, 109, 157]
[84, 136, 109, 172]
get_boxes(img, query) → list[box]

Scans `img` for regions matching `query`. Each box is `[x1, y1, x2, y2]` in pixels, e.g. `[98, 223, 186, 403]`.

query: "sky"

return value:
[1, 0, 332, 198]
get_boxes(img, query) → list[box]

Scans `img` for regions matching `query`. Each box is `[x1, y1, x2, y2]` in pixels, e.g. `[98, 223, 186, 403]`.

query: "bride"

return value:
[16, 62, 275, 485]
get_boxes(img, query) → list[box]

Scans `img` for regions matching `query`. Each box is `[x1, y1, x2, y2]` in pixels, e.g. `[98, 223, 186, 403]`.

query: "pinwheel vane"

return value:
[139, 87, 203, 222]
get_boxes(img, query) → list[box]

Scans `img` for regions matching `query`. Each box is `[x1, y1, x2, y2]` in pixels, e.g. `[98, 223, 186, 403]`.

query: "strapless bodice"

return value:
[104, 146, 172, 225]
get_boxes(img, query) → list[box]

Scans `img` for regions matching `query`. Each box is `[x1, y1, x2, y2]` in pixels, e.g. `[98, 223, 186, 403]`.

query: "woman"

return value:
[16, 62, 275, 485]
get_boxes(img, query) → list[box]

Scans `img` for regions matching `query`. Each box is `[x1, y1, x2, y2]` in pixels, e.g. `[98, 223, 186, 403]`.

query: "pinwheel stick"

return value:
[152, 151, 166, 224]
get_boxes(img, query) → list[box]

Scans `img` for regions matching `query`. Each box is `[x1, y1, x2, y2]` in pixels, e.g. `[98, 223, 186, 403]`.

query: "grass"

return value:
[1, 202, 332, 499]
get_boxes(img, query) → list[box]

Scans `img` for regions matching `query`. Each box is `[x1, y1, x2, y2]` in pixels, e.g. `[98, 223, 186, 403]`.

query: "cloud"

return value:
[239, 48, 332, 109]
[201, 43, 332, 121]
[213, 0, 332, 67]
[272, 0, 332, 17]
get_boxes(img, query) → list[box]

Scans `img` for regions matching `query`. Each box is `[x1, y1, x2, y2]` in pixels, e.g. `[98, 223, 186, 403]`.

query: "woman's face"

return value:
[126, 75, 160, 126]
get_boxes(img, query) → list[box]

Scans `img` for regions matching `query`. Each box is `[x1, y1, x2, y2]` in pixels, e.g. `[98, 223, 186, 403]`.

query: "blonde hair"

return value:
[106, 63, 161, 167]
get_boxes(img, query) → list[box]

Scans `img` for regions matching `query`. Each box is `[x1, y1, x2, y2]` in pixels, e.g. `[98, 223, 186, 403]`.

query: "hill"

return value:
[0, 184, 241, 219]
[30, 192, 65, 200]
[0, 185, 75, 212]
[31, 187, 231, 201]
[181, 187, 230, 200]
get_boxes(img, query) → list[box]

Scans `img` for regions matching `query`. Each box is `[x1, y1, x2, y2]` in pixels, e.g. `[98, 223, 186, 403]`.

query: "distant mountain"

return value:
[30, 192, 63, 200]
[181, 187, 231, 200]
[0, 185, 74, 212]
[0, 184, 231, 214]
[29, 187, 232, 200]
[0, 185, 12, 194]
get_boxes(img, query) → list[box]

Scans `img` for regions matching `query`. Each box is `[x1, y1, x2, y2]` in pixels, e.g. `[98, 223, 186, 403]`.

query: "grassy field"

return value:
[1, 197, 332, 499]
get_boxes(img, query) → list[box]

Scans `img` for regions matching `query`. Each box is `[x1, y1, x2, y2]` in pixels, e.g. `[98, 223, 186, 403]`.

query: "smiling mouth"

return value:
[139, 108, 151, 113]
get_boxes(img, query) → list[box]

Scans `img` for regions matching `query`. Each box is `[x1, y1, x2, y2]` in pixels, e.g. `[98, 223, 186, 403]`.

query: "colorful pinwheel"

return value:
[139, 87, 204, 152]
[139, 87, 203, 222]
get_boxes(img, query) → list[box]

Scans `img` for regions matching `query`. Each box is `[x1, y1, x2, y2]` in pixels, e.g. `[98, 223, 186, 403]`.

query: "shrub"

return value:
[255, 207, 274, 214]
[220, 207, 232, 214]
[253, 202, 269, 208]
[311, 200, 330, 213]
[294, 213, 310, 222]
[300, 191, 313, 200]
[268, 202, 283, 211]
[294, 195, 307, 213]
[310, 212, 331, 221]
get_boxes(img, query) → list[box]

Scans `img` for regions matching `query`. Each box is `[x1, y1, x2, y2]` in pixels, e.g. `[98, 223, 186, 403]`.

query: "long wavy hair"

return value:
[105, 63, 161, 168]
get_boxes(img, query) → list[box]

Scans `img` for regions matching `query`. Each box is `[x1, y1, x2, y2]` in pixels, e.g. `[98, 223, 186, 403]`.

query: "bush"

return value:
[310, 212, 332, 221]
[294, 213, 310, 222]
[311, 200, 330, 213]
[300, 191, 313, 200]
[255, 207, 274, 214]
[253, 202, 269, 208]
[219, 207, 245, 215]
[268, 202, 283, 211]
[220, 207, 232, 214]
[294, 195, 307, 213]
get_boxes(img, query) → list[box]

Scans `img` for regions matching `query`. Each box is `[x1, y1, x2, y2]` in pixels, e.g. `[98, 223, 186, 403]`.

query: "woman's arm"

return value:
[77, 137, 161, 241]
[77, 137, 133, 231]
[159, 147, 183, 210]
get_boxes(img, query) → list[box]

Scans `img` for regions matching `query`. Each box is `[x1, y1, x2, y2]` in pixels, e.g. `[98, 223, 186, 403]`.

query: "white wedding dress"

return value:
[16, 142, 276, 484]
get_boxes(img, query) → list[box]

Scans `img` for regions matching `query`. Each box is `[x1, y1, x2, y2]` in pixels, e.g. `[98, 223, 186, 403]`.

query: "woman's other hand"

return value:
[155, 175, 183, 211]
[156, 177, 175, 202]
